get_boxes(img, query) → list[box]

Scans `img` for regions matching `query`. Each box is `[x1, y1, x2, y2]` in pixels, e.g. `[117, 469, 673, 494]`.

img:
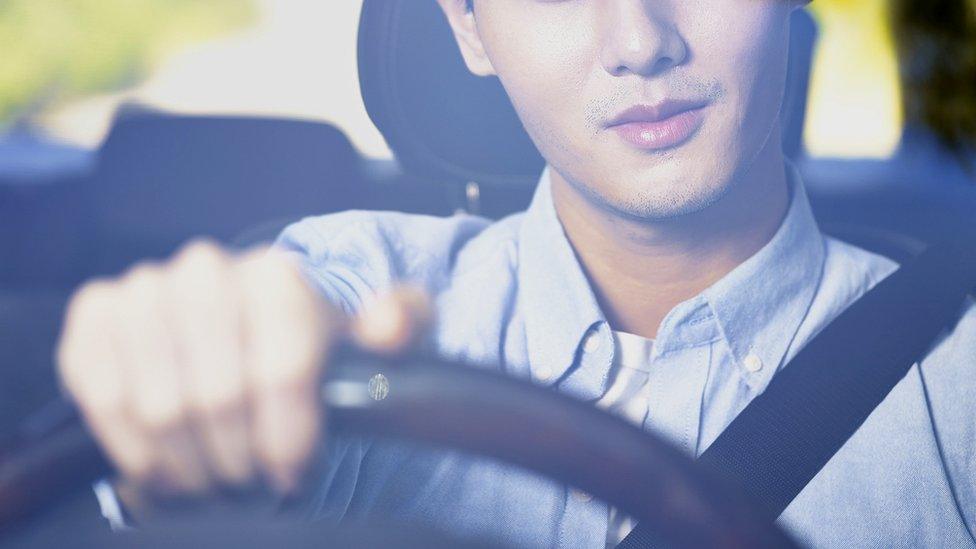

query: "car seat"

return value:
[86, 106, 367, 276]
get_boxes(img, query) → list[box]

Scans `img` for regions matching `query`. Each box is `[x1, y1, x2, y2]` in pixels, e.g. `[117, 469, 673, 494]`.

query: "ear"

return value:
[435, 0, 497, 77]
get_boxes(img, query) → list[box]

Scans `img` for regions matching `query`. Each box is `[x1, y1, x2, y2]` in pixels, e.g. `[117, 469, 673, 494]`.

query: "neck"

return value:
[550, 145, 790, 340]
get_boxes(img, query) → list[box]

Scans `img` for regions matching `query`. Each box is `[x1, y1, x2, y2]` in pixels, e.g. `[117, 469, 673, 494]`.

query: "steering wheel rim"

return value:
[0, 344, 799, 548]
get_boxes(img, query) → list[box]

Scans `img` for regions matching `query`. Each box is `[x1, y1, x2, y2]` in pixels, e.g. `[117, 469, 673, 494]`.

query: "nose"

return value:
[599, 0, 688, 77]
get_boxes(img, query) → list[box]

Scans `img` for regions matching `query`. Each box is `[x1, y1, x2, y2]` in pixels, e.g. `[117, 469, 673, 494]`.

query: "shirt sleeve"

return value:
[273, 214, 398, 324]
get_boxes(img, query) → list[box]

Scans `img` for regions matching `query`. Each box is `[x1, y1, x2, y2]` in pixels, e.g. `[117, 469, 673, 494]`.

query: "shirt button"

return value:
[571, 488, 592, 502]
[535, 365, 554, 381]
[582, 330, 602, 353]
[743, 354, 764, 373]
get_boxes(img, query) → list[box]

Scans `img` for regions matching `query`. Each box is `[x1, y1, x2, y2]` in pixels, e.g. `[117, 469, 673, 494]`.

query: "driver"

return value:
[56, 0, 976, 547]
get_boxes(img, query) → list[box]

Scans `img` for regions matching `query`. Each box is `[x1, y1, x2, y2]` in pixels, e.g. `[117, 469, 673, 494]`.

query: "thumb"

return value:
[349, 286, 435, 355]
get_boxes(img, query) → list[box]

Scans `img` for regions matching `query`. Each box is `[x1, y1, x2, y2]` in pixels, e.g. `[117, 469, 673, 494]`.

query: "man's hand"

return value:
[55, 238, 431, 506]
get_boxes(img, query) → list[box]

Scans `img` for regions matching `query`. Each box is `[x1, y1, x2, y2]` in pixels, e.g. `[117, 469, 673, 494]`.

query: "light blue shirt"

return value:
[272, 162, 976, 548]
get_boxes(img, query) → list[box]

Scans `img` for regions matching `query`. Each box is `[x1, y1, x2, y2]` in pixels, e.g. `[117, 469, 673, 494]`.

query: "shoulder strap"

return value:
[617, 234, 976, 549]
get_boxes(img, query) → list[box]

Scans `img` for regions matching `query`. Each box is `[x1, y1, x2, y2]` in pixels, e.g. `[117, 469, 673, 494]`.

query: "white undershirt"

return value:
[595, 329, 655, 548]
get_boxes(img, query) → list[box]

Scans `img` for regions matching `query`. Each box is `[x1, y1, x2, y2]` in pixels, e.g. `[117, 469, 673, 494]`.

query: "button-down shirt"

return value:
[597, 329, 656, 547]
[273, 162, 976, 548]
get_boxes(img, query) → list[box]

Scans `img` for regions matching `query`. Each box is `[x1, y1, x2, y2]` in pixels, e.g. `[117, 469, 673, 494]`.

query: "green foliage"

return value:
[891, 0, 976, 155]
[0, 0, 255, 124]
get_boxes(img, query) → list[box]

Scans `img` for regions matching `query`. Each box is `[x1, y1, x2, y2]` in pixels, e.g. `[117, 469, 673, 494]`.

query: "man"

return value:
[56, 0, 976, 547]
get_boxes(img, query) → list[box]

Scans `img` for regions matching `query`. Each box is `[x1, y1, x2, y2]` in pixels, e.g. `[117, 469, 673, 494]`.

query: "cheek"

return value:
[477, 7, 596, 155]
[697, 6, 791, 137]
[478, 0, 593, 83]
[660, 4, 791, 186]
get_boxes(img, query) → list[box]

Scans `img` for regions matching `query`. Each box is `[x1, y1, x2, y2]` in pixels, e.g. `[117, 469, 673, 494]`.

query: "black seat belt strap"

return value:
[617, 234, 976, 549]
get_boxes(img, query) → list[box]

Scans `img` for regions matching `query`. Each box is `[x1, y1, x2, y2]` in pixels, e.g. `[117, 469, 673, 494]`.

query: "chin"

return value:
[588, 159, 732, 221]
[618, 184, 725, 220]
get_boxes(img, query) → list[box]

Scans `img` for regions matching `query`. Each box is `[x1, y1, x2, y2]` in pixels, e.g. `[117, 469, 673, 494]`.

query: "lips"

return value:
[605, 100, 709, 151]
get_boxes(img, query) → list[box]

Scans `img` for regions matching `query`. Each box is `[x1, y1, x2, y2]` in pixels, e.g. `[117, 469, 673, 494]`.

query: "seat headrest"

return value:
[358, 2, 816, 187]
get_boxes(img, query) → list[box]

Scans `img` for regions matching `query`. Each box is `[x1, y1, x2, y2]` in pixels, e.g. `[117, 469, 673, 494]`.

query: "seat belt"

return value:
[617, 233, 976, 549]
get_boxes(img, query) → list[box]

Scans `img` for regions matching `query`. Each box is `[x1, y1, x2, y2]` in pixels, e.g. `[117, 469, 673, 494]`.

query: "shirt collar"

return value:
[518, 165, 609, 391]
[696, 160, 825, 391]
[517, 161, 825, 395]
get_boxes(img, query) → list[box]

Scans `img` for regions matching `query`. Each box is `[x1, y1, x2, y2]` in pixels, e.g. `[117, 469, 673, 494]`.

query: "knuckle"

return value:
[121, 263, 165, 300]
[124, 261, 162, 284]
[169, 241, 229, 299]
[240, 250, 304, 291]
[124, 260, 162, 282]
[66, 279, 115, 321]
[176, 238, 226, 268]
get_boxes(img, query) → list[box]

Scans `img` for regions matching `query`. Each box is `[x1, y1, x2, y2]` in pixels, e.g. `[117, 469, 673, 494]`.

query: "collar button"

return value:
[743, 354, 764, 373]
[571, 488, 593, 502]
[582, 330, 602, 353]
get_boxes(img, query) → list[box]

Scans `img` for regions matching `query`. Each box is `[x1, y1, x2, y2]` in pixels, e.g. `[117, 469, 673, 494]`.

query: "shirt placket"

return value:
[553, 324, 615, 548]
[642, 343, 713, 457]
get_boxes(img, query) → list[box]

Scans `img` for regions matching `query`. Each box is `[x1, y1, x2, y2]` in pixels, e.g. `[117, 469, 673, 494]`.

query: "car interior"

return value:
[1, 2, 974, 548]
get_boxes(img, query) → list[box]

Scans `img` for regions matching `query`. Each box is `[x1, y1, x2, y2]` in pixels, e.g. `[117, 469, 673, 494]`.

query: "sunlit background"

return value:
[1, 0, 905, 162]
[806, 0, 904, 158]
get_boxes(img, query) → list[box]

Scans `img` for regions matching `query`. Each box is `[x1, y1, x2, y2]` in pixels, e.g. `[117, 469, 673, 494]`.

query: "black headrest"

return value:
[358, 2, 817, 187]
[88, 109, 366, 273]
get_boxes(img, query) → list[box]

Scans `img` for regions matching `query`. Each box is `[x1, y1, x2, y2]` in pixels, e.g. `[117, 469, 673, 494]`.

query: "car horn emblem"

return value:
[368, 373, 390, 401]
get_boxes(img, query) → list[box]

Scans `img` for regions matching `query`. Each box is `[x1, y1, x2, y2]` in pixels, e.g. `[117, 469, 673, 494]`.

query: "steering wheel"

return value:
[0, 344, 799, 548]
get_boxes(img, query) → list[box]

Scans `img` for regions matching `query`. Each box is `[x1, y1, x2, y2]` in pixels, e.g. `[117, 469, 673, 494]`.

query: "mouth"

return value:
[604, 99, 710, 151]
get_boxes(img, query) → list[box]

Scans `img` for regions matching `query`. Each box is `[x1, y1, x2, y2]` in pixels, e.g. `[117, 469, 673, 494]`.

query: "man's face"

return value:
[448, 0, 800, 220]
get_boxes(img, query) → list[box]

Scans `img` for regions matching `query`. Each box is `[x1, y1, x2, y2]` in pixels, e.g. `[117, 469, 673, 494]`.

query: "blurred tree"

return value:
[0, 0, 255, 126]
[891, 0, 976, 162]
[805, 0, 904, 158]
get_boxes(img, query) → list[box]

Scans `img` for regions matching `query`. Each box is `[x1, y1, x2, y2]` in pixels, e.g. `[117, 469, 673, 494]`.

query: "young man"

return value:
[57, 0, 976, 547]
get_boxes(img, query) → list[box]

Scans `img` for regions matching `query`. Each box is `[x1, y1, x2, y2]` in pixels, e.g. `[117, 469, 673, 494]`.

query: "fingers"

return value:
[112, 262, 211, 495]
[56, 240, 334, 500]
[237, 248, 340, 493]
[58, 280, 157, 487]
[164, 241, 254, 487]
[55, 236, 433, 506]
[104, 243, 257, 495]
